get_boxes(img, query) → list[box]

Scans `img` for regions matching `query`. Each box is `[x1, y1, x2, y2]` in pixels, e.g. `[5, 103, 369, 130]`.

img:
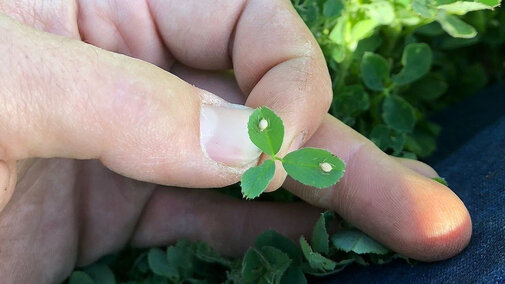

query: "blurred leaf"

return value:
[147, 249, 173, 278]
[242, 246, 292, 284]
[366, 1, 395, 25]
[350, 19, 377, 42]
[392, 43, 432, 86]
[69, 271, 95, 284]
[331, 228, 390, 255]
[408, 74, 448, 101]
[84, 264, 116, 284]
[382, 95, 417, 132]
[370, 124, 407, 154]
[437, 1, 497, 15]
[299, 237, 337, 272]
[323, 0, 344, 18]
[433, 177, 449, 186]
[437, 11, 477, 38]
[280, 266, 307, 284]
[254, 230, 302, 265]
[361, 52, 390, 91]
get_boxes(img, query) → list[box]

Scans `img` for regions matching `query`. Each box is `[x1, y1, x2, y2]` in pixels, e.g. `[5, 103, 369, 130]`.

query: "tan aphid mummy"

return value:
[259, 118, 268, 131]
[319, 162, 332, 173]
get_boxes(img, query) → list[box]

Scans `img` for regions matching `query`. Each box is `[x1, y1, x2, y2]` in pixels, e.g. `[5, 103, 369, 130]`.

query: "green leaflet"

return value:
[331, 228, 390, 255]
[323, 0, 344, 18]
[432, 177, 449, 186]
[299, 236, 337, 272]
[438, 1, 498, 15]
[392, 43, 432, 86]
[311, 213, 331, 255]
[370, 124, 407, 155]
[382, 95, 417, 132]
[248, 107, 284, 156]
[241, 160, 276, 200]
[365, 1, 395, 25]
[280, 266, 308, 284]
[68, 271, 95, 284]
[147, 248, 173, 278]
[409, 74, 448, 101]
[254, 230, 303, 265]
[282, 148, 346, 189]
[242, 246, 292, 284]
[83, 263, 116, 284]
[437, 11, 477, 38]
[361, 52, 390, 91]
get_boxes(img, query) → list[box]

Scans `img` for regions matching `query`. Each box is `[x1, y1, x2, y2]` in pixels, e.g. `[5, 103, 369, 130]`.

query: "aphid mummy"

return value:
[319, 162, 332, 173]
[258, 118, 268, 131]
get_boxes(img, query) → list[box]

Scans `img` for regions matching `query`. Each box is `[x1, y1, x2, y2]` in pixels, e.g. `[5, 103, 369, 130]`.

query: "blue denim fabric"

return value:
[319, 85, 505, 283]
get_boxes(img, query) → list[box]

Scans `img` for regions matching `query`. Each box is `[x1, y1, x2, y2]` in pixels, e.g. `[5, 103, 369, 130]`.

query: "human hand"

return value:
[0, 1, 471, 283]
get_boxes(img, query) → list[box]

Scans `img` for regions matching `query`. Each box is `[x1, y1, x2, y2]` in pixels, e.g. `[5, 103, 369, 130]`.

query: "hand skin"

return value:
[0, 1, 471, 283]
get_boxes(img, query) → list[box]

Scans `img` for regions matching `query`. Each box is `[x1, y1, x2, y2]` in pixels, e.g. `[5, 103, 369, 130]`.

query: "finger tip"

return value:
[397, 182, 472, 262]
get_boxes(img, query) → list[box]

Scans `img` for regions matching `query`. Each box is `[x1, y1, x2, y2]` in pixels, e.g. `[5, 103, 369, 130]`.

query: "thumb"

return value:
[0, 15, 260, 188]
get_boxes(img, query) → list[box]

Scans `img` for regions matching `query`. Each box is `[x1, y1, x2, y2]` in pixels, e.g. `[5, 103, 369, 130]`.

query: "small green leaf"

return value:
[331, 228, 390, 255]
[360, 52, 390, 91]
[248, 107, 284, 156]
[334, 85, 370, 115]
[242, 246, 292, 284]
[408, 74, 448, 101]
[147, 248, 173, 278]
[166, 241, 195, 281]
[365, 1, 395, 25]
[436, 11, 477, 38]
[254, 230, 302, 265]
[83, 264, 116, 284]
[412, 0, 437, 18]
[432, 177, 449, 186]
[370, 124, 407, 155]
[392, 43, 432, 86]
[329, 16, 349, 45]
[282, 148, 345, 189]
[323, 0, 344, 18]
[193, 242, 233, 268]
[69, 271, 95, 284]
[382, 95, 416, 132]
[437, 1, 497, 15]
[350, 19, 377, 42]
[280, 266, 307, 284]
[241, 160, 276, 200]
[311, 214, 330, 255]
[299, 236, 337, 272]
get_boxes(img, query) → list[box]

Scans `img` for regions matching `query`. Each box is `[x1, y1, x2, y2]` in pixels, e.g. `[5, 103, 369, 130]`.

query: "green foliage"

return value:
[294, 0, 503, 158]
[65, 211, 422, 283]
[241, 107, 346, 199]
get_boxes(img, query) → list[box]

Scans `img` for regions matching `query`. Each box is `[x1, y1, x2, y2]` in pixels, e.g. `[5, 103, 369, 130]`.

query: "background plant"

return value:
[67, 1, 504, 283]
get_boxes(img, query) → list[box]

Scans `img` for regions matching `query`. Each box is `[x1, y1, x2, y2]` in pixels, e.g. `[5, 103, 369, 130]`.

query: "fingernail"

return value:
[200, 104, 261, 167]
